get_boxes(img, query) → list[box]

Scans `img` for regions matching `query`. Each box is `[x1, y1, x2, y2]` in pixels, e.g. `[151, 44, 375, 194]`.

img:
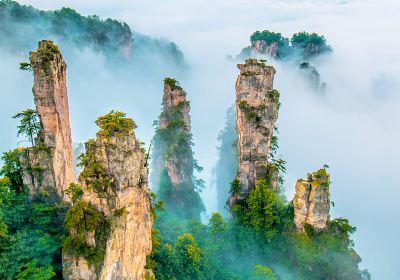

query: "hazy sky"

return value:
[5, 0, 400, 278]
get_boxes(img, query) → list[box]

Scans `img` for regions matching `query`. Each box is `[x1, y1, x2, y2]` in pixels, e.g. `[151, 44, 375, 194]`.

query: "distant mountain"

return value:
[0, 0, 185, 68]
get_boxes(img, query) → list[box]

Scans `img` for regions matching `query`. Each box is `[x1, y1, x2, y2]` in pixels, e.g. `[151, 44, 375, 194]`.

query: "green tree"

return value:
[240, 179, 286, 241]
[208, 212, 228, 237]
[16, 259, 55, 280]
[0, 149, 23, 192]
[13, 109, 41, 146]
[253, 264, 276, 280]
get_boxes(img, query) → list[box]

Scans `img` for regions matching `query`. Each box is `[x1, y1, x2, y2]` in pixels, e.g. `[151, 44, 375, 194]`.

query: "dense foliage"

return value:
[150, 175, 369, 279]
[63, 201, 110, 271]
[95, 110, 135, 138]
[0, 164, 66, 279]
[149, 110, 369, 279]
[239, 29, 332, 60]
[249, 30, 291, 58]
[0, 0, 184, 66]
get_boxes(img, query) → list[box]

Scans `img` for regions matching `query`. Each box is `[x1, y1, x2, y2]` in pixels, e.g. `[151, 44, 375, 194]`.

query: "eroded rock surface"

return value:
[63, 115, 152, 280]
[229, 59, 280, 206]
[19, 40, 74, 202]
[293, 169, 330, 231]
[158, 80, 191, 185]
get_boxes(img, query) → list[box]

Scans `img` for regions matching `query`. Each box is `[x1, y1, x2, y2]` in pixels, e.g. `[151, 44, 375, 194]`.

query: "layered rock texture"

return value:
[293, 169, 330, 231]
[19, 40, 74, 202]
[252, 40, 279, 58]
[158, 79, 191, 185]
[62, 112, 152, 279]
[229, 59, 280, 206]
[151, 78, 204, 220]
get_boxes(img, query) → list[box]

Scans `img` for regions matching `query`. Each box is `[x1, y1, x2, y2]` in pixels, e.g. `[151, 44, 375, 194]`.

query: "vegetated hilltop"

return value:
[0, 0, 185, 68]
[239, 30, 332, 60]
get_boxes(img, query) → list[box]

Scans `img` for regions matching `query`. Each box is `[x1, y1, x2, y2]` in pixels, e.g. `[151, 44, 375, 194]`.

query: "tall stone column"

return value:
[62, 112, 152, 279]
[293, 169, 330, 231]
[229, 59, 280, 207]
[19, 40, 74, 202]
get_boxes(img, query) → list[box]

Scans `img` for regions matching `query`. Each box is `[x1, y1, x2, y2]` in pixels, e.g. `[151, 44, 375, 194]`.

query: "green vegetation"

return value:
[0, 0, 185, 68]
[35, 42, 61, 72]
[240, 29, 331, 59]
[249, 30, 290, 58]
[12, 109, 41, 146]
[113, 207, 127, 218]
[238, 101, 264, 127]
[291, 32, 332, 58]
[78, 140, 113, 196]
[253, 264, 276, 280]
[0, 1, 132, 56]
[19, 62, 31, 71]
[291, 32, 327, 48]
[95, 110, 135, 138]
[151, 173, 367, 279]
[164, 77, 182, 90]
[0, 148, 24, 191]
[63, 201, 110, 272]
[229, 178, 242, 195]
[151, 81, 204, 221]
[0, 172, 66, 279]
[65, 183, 83, 204]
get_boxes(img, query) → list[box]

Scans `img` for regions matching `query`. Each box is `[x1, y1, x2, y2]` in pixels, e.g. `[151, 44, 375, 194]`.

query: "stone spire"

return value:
[19, 40, 74, 202]
[229, 59, 280, 207]
[293, 169, 330, 231]
[151, 78, 204, 220]
[62, 112, 152, 279]
[158, 78, 192, 185]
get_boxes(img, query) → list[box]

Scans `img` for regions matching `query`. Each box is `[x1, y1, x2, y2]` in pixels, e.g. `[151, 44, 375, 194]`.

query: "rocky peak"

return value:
[252, 40, 279, 57]
[19, 40, 74, 202]
[151, 78, 204, 220]
[159, 78, 190, 132]
[229, 59, 280, 207]
[158, 78, 192, 185]
[293, 169, 330, 231]
[62, 111, 152, 280]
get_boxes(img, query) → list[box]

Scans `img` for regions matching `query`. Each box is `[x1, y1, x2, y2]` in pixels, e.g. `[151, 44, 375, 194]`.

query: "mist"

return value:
[2, 0, 400, 278]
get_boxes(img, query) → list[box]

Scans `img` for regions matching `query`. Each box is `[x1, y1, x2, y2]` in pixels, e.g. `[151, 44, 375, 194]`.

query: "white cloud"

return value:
[5, 0, 400, 278]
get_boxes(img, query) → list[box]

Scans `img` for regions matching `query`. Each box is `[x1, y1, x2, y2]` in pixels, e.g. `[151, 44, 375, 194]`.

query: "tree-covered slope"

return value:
[0, 0, 184, 67]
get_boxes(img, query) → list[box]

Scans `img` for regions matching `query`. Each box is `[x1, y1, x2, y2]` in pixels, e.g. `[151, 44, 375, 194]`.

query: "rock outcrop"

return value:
[151, 78, 204, 220]
[252, 40, 279, 58]
[19, 40, 74, 202]
[158, 79, 191, 185]
[293, 169, 330, 231]
[229, 59, 280, 207]
[62, 112, 152, 280]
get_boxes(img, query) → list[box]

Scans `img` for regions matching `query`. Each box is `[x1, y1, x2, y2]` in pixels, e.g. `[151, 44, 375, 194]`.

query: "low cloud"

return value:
[4, 0, 400, 278]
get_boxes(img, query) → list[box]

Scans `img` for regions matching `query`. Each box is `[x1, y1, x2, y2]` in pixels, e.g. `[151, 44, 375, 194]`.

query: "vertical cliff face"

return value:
[293, 169, 330, 231]
[19, 40, 74, 202]
[63, 112, 152, 280]
[151, 78, 204, 220]
[251, 40, 279, 58]
[229, 59, 280, 206]
[159, 79, 192, 185]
